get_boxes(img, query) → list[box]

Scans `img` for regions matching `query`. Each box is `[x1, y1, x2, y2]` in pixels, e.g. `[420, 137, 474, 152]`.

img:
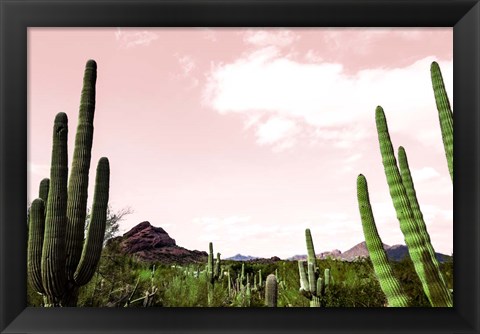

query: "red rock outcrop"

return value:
[107, 221, 207, 265]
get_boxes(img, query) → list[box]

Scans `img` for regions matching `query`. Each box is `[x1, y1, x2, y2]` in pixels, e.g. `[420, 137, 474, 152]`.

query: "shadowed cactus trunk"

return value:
[27, 60, 110, 307]
[265, 274, 278, 307]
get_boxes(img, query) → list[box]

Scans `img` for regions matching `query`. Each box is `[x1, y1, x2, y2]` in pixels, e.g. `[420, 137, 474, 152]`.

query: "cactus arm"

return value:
[305, 228, 317, 268]
[42, 112, 69, 299]
[375, 106, 452, 307]
[317, 277, 324, 297]
[298, 260, 310, 294]
[324, 269, 330, 289]
[398, 148, 437, 258]
[215, 252, 221, 279]
[74, 157, 110, 286]
[265, 274, 278, 307]
[357, 174, 409, 307]
[308, 262, 316, 294]
[397, 147, 425, 223]
[397, 147, 451, 303]
[28, 198, 46, 295]
[430, 61, 453, 182]
[207, 242, 214, 283]
[65, 59, 98, 280]
[38, 178, 50, 202]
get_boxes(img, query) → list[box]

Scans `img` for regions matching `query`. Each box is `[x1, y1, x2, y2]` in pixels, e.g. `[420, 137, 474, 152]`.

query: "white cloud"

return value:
[244, 30, 299, 47]
[411, 167, 441, 182]
[203, 49, 452, 152]
[255, 117, 297, 145]
[115, 28, 158, 48]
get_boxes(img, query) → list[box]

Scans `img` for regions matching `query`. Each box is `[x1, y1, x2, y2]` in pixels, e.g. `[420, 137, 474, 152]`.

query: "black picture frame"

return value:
[1, 0, 479, 333]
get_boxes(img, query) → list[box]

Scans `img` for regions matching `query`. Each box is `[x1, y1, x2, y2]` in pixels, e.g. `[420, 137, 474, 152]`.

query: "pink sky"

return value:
[28, 28, 453, 258]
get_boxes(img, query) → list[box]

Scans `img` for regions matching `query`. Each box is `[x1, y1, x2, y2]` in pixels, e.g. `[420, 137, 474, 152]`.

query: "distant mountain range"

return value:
[226, 254, 258, 261]
[288, 241, 451, 263]
[109, 222, 451, 264]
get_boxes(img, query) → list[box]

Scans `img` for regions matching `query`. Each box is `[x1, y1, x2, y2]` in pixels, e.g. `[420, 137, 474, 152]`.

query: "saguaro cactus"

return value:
[374, 106, 452, 307]
[27, 60, 110, 306]
[298, 229, 332, 307]
[265, 274, 278, 307]
[355, 62, 455, 307]
[356, 175, 410, 307]
[207, 242, 221, 306]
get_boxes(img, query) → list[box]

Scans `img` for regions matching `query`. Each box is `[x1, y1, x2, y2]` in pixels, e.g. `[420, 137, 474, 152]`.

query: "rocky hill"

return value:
[106, 221, 207, 264]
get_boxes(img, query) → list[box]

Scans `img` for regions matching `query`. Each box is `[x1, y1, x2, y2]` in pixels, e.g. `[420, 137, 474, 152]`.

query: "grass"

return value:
[27, 246, 453, 307]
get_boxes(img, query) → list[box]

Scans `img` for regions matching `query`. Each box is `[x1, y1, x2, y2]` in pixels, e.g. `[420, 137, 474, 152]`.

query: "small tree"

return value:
[85, 205, 133, 245]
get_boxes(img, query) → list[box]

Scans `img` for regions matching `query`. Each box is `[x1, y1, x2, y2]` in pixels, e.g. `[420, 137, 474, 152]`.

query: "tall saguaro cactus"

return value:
[27, 60, 110, 306]
[356, 175, 410, 307]
[65, 59, 98, 280]
[207, 242, 221, 306]
[356, 63, 453, 307]
[374, 106, 452, 307]
[298, 229, 331, 307]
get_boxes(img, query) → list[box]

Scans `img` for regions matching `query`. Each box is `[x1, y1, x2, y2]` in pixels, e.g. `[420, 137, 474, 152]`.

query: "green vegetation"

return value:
[27, 245, 453, 307]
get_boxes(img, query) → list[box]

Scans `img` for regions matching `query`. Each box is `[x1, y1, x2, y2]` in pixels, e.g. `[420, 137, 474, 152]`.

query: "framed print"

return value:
[1, 0, 479, 333]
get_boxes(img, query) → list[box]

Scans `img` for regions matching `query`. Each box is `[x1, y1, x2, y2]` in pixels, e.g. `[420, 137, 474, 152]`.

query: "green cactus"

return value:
[430, 61, 453, 182]
[298, 229, 332, 307]
[207, 242, 214, 281]
[38, 178, 50, 202]
[207, 242, 221, 306]
[207, 242, 214, 306]
[28, 199, 46, 295]
[258, 269, 263, 289]
[265, 274, 278, 307]
[27, 60, 110, 306]
[374, 106, 452, 307]
[227, 270, 232, 296]
[215, 252, 221, 279]
[241, 263, 245, 284]
[356, 174, 410, 307]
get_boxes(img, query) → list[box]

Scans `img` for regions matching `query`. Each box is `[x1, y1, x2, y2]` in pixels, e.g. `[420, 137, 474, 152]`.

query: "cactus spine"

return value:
[356, 174, 410, 307]
[27, 60, 110, 306]
[430, 61, 453, 182]
[265, 274, 278, 307]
